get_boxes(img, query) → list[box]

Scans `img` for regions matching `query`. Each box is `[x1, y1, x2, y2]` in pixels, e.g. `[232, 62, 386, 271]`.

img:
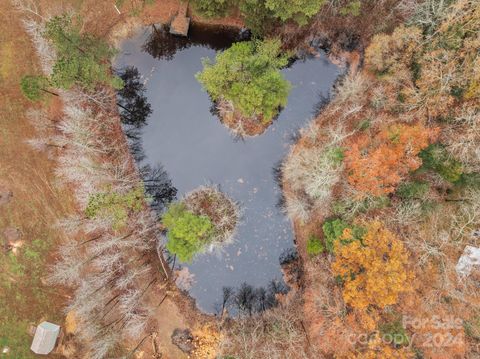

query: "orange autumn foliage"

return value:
[332, 221, 412, 309]
[192, 325, 221, 359]
[345, 123, 439, 196]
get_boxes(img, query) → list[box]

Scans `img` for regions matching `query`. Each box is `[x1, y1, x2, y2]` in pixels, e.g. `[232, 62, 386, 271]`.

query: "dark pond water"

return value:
[115, 25, 340, 313]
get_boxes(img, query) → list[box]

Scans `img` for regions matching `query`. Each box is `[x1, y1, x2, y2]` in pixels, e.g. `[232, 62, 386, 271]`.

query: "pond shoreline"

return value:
[107, 10, 357, 358]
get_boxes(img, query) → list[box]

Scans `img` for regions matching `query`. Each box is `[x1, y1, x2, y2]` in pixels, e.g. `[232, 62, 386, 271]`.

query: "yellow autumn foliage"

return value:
[192, 324, 222, 359]
[365, 25, 422, 74]
[65, 311, 77, 334]
[332, 221, 412, 309]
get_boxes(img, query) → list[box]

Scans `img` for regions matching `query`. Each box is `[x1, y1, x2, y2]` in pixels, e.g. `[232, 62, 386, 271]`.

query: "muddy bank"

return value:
[108, 0, 244, 49]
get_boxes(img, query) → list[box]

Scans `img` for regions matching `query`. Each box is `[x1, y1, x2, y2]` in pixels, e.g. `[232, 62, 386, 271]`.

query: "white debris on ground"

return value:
[456, 245, 480, 277]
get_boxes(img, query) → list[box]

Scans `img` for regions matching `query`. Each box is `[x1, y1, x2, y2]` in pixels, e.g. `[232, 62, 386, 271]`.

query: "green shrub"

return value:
[450, 86, 465, 100]
[455, 172, 480, 189]
[331, 196, 390, 218]
[339, 0, 361, 17]
[163, 203, 214, 263]
[328, 147, 345, 164]
[85, 187, 144, 229]
[306, 235, 324, 257]
[196, 39, 291, 123]
[322, 219, 348, 253]
[357, 119, 371, 131]
[238, 0, 275, 35]
[379, 319, 410, 347]
[464, 315, 480, 341]
[419, 200, 438, 215]
[322, 219, 365, 253]
[396, 180, 429, 199]
[438, 23, 466, 51]
[264, 0, 325, 25]
[410, 60, 421, 81]
[192, 0, 235, 18]
[331, 200, 350, 217]
[20, 75, 51, 101]
[24, 14, 124, 95]
[217, 0, 325, 34]
[419, 144, 463, 182]
[49, 55, 121, 90]
[370, 196, 391, 209]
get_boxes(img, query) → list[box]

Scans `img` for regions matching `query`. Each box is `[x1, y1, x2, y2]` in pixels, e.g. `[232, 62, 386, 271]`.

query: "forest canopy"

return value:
[21, 14, 122, 101]
[196, 39, 291, 123]
[191, 0, 325, 27]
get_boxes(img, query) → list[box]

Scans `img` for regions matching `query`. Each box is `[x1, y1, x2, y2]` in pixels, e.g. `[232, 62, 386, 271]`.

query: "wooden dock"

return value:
[170, 2, 190, 37]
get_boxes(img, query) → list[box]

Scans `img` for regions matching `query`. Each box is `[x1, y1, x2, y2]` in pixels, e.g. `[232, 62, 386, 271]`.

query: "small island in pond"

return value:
[196, 39, 291, 137]
[163, 186, 239, 262]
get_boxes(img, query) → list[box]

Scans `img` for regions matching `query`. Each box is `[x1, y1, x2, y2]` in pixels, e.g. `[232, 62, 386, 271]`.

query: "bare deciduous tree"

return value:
[16, 9, 168, 357]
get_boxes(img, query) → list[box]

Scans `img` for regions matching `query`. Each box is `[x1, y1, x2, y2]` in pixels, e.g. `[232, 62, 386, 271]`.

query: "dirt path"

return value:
[74, 0, 243, 41]
[151, 298, 190, 358]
